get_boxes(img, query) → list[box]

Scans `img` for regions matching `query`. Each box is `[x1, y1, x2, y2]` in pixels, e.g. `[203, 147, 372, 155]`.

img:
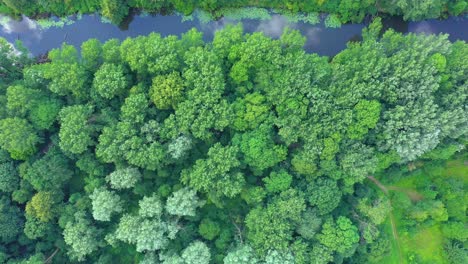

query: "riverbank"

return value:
[1, 1, 466, 26]
[1, 12, 467, 57]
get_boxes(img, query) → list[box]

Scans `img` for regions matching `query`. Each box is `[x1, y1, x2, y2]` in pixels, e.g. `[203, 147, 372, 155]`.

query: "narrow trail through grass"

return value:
[367, 175, 404, 264]
[387, 186, 424, 201]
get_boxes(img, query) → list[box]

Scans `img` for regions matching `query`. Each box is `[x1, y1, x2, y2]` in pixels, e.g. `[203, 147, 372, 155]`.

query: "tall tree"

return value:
[101, 0, 129, 24]
[181, 144, 244, 201]
[63, 211, 101, 261]
[93, 63, 129, 99]
[59, 105, 95, 154]
[0, 117, 41, 160]
[89, 187, 123, 221]
[317, 216, 360, 255]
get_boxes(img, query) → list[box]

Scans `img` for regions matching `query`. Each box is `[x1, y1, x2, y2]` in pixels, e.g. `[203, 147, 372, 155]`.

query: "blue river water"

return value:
[0, 13, 466, 56]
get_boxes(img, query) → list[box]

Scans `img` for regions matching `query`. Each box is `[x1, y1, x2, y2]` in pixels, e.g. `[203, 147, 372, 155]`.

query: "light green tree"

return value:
[89, 187, 123, 221]
[223, 244, 259, 264]
[263, 170, 292, 194]
[139, 194, 163, 218]
[106, 167, 142, 190]
[233, 125, 287, 173]
[81, 38, 103, 71]
[317, 216, 359, 254]
[181, 144, 244, 200]
[0, 117, 41, 160]
[166, 187, 204, 217]
[264, 249, 295, 264]
[101, 0, 129, 24]
[150, 72, 184, 110]
[63, 211, 101, 261]
[59, 105, 94, 154]
[181, 241, 211, 264]
[93, 63, 129, 99]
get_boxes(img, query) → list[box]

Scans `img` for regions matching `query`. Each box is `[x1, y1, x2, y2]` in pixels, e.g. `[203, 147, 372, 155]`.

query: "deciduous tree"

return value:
[93, 63, 129, 99]
[59, 105, 95, 154]
[317, 216, 359, 254]
[166, 187, 204, 217]
[89, 187, 123, 221]
[181, 144, 244, 200]
[106, 167, 141, 190]
[0, 117, 41, 160]
[63, 211, 101, 261]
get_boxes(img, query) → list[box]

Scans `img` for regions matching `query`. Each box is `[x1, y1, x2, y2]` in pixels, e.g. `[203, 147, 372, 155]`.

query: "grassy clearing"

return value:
[381, 215, 403, 264]
[400, 225, 447, 264]
[381, 155, 467, 264]
[444, 158, 467, 182]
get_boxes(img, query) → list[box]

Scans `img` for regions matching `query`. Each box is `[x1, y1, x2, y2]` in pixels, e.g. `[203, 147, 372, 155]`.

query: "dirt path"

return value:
[367, 175, 389, 194]
[366, 175, 404, 264]
[388, 208, 404, 264]
[387, 186, 424, 201]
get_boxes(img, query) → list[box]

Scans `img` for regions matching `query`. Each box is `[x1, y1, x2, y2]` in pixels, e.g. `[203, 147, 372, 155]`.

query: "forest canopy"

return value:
[0, 19, 467, 263]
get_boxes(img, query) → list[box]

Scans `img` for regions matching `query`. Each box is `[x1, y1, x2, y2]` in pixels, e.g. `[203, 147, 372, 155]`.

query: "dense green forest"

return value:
[0, 0, 467, 24]
[0, 18, 467, 263]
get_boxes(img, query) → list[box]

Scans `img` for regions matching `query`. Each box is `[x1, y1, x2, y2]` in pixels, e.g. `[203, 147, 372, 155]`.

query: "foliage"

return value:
[106, 167, 142, 190]
[199, 218, 220, 240]
[263, 170, 292, 193]
[139, 194, 163, 218]
[181, 241, 211, 264]
[63, 211, 101, 261]
[224, 245, 259, 264]
[181, 144, 244, 200]
[93, 63, 129, 99]
[309, 244, 334, 264]
[325, 14, 342, 28]
[231, 92, 270, 131]
[233, 125, 287, 173]
[347, 100, 381, 140]
[1, 0, 462, 25]
[0, 117, 41, 160]
[0, 160, 19, 193]
[215, 7, 271, 20]
[0, 38, 31, 86]
[166, 187, 204, 217]
[168, 135, 192, 160]
[0, 22, 466, 263]
[317, 216, 360, 254]
[22, 146, 73, 191]
[150, 71, 185, 110]
[81, 38, 103, 71]
[307, 177, 342, 215]
[245, 189, 306, 254]
[58, 105, 94, 154]
[25, 191, 57, 222]
[101, 0, 129, 24]
[0, 197, 23, 243]
[264, 249, 295, 264]
[115, 214, 169, 252]
[89, 187, 123, 221]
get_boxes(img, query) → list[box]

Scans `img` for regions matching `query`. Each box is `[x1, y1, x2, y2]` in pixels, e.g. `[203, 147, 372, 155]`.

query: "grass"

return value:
[402, 225, 446, 263]
[381, 216, 403, 264]
[386, 195, 447, 264]
[380, 154, 467, 264]
[444, 158, 467, 182]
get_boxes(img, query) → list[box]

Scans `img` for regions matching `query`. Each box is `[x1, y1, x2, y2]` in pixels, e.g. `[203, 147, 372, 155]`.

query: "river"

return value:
[0, 13, 467, 56]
